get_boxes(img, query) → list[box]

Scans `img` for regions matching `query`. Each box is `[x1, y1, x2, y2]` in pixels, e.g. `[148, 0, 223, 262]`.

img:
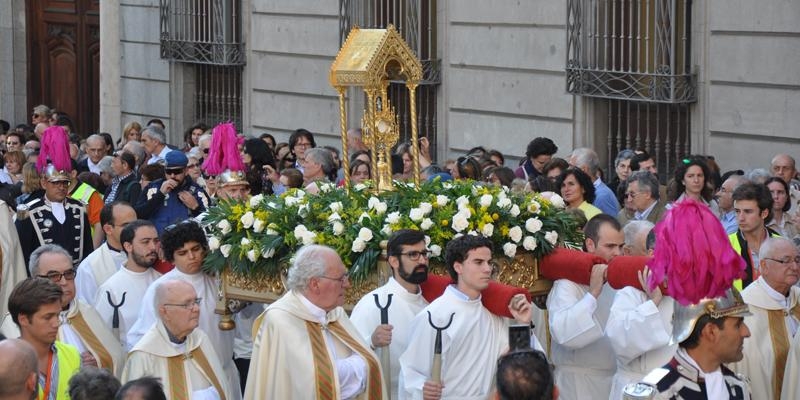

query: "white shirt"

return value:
[147, 146, 171, 165]
[75, 243, 127, 304]
[679, 348, 728, 400]
[94, 265, 162, 348]
[87, 158, 102, 174]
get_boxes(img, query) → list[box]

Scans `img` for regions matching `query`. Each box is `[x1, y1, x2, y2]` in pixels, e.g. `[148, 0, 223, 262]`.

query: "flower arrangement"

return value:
[202, 179, 584, 283]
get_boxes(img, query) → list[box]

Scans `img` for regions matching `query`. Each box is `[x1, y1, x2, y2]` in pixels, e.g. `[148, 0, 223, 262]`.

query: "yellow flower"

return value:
[492, 213, 500, 221]
[441, 219, 449, 227]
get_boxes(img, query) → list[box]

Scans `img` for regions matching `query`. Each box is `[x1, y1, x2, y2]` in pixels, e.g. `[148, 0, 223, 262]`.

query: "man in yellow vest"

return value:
[729, 182, 781, 291]
[8, 278, 81, 400]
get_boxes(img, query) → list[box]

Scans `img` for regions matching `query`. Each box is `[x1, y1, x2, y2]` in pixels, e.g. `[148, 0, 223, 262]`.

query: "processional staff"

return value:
[374, 293, 393, 399]
[427, 311, 455, 384]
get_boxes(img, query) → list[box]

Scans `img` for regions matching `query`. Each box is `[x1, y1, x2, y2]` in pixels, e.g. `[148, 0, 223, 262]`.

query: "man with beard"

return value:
[94, 220, 162, 348]
[351, 229, 432, 398]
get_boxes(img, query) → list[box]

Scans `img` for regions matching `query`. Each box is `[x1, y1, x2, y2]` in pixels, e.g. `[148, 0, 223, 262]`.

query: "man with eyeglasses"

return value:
[351, 229, 432, 398]
[76, 134, 107, 174]
[245, 244, 385, 399]
[135, 150, 209, 233]
[717, 172, 746, 234]
[123, 279, 234, 400]
[1, 245, 124, 377]
[127, 220, 240, 399]
[617, 171, 666, 226]
[288, 128, 316, 172]
[728, 237, 800, 399]
[400, 235, 542, 400]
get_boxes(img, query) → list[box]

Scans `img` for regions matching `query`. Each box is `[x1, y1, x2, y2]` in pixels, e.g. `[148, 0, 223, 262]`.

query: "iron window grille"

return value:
[160, 0, 245, 66]
[566, 0, 696, 104]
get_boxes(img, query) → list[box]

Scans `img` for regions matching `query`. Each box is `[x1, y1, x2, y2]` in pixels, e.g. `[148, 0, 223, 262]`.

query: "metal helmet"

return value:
[218, 169, 249, 188]
[42, 163, 72, 183]
[671, 287, 751, 344]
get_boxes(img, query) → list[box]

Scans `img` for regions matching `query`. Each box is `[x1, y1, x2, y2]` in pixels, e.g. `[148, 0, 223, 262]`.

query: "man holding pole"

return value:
[399, 235, 542, 400]
[351, 229, 431, 398]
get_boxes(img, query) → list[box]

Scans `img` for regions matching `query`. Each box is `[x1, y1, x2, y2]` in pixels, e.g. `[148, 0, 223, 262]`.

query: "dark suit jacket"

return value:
[617, 200, 667, 226]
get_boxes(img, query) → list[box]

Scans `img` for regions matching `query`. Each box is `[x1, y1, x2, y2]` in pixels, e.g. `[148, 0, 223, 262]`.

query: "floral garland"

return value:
[202, 179, 584, 282]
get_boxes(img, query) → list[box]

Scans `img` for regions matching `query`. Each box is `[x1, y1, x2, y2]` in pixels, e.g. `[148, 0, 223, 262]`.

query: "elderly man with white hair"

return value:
[622, 220, 655, 257]
[78, 134, 108, 174]
[245, 244, 386, 400]
[142, 125, 171, 165]
[122, 279, 233, 400]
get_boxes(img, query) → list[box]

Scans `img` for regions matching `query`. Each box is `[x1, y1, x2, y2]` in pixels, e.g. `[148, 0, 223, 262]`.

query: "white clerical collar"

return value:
[298, 293, 329, 324]
[758, 277, 789, 307]
[387, 276, 422, 298]
[635, 200, 658, 220]
[678, 348, 727, 399]
[446, 285, 481, 302]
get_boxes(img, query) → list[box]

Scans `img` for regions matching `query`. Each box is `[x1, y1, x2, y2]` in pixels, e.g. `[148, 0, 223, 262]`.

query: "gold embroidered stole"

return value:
[167, 347, 227, 400]
[766, 301, 800, 397]
[305, 321, 336, 400]
[68, 311, 113, 371]
[328, 321, 384, 400]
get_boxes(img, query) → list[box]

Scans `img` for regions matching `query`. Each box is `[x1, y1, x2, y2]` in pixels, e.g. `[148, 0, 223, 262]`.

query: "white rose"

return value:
[419, 202, 433, 215]
[452, 214, 469, 232]
[294, 189, 306, 198]
[528, 200, 541, 214]
[351, 238, 366, 253]
[545, 230, 559, 246]
[409, 208, 425, 222]
[358, 212, 371, 224]
[436, 195, 449, 207]
[294, 225, 308, 239]
[386, 211, 401, 224]
[266, 228, 279, 235]
[253, 219, 265, 233]
[525, 218, 543, 234]
[382, 224, 393, 235]
[468, 230, 479, 236]
[503, 243, 517, 258]
[497, 197, 512, 209]
[301, 231, 317, 245]
[298, 204, 310, 217]
[262, 248, 275, 259]
[374, 201, 388, 215]
[332, 221, 345, 235]
[354, 183, 367, 191]
[319, 182, 334, 193]
[329, 201, 343, 213]
[217, 219, 232, 235]
[549, 193, 566, 209]
[284, 196, 298, 207]
[509, 204, 520, 217]
[266, 201, 278, 209]
[328, 212, 342, 222]
[420, 218, 434, 230]
[482, 223, 494, 237]
[208, 236, 221, 251]
[429, 244, 442, 257]
[456, 195, 470, 210]
[479, 194, 493, 208]
[509, 226, 523, 243]
[424, 235, 431, 246]
[247, 249, 258, 262]
[523, 236, 538, 251]
[249, 194, 264, 208]
[241, 237, 251, 246]
[220, 244, 232, 258]
[368, 197, 381, 210]
[358, 227, 374, 242]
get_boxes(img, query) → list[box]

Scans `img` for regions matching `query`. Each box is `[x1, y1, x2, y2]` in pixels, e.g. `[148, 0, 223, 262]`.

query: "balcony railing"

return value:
[160, 0, 245, 66]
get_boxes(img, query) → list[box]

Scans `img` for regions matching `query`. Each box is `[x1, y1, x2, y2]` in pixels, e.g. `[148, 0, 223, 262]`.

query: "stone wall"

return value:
[0, 0, 27, 126]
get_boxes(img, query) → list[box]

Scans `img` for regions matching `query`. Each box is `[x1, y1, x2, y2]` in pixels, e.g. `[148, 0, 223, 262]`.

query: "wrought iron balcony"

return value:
[160, 0, 245, 66]
[566, 0, 696, 104]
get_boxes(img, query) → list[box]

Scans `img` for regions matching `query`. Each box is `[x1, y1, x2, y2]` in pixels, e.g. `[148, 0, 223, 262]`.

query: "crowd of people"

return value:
[0, 104, 800, 400]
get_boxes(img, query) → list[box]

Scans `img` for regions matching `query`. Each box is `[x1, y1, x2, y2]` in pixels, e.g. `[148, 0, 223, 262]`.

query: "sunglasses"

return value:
[202, 173, 217, 180]
[165, 168, 185, 175]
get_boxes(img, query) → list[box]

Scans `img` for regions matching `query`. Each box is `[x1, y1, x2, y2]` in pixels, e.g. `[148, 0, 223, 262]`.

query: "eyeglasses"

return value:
[202, 148, 209, 154]
[187, 163, 198, 168]
[202, 173, 217, 180]
[32, 114, 40, 118]
[625, 192, 642, 199]
[163, 298, 202, 309]
[50, 180, 71, 187]
[294, 142, 312, 149]
[765, 257, 800, 265]
[165, 168, 185, 176]
[318, 274, 349, 285]
[399, 250, 431, 260]
[38, 269, 77, 282]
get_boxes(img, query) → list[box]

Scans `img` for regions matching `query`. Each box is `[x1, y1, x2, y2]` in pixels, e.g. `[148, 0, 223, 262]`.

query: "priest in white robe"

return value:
[731, 237, 800, 400]
[122, 279, 233, 400]
[1, 244, 125, 376]
[0, 199, 27, 318]
[126, 220, 240, 400]
[245, 244, 386, 400]
[351, 230, 431, 398]
[74, 202, 136, 303]
[399, 235, 542, 400]
[547, 215, 624, 400]
[94, 220, 162, 348]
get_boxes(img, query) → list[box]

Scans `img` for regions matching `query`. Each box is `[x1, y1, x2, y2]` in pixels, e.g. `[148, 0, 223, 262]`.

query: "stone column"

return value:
[99, 0, 121, 137]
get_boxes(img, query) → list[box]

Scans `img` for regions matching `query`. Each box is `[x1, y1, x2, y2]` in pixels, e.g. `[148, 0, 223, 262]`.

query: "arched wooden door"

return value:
[27, 0, 99, 136]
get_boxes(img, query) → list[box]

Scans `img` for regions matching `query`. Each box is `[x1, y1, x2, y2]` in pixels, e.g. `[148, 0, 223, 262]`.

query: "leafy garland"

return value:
[202, 179, 584, 283]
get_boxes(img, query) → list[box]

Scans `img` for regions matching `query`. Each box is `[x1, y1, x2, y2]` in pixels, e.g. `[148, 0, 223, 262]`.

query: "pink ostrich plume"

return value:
[202, 122, 245, 176]
[646, 200, 745, 306]
[36, 125, 72, 173]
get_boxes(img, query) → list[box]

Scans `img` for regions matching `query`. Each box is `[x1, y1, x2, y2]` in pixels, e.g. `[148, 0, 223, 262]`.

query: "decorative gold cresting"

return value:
[330, 25, 423, 191]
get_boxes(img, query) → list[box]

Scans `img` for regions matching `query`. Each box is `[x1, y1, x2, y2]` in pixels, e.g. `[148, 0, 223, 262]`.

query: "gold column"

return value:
[407, 82, 420, 186]
[365, 88, 380, 189]
[337, 86, 350, 191]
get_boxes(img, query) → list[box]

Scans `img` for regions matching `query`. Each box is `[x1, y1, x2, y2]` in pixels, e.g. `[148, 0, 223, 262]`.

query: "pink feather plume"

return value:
[202, 122, 245, 175]
[36, 125, 72, 173]
[646, 200, 745, 306]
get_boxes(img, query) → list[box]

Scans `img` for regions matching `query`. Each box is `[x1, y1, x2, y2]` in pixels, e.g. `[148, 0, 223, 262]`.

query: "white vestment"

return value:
[127, 268, 241, 400]
[1, 300, 125, 376]
[244, 290, 386, 400]
[547, 280, 616, 400]
[122, 322, 233, 400]
[780, 316, 800, 400]
[0, 200, 27, 317]
[94, 265, 162, 348]
[605, 286, 676, 400]
[350, 277, 429, 398]
[399, 285, 543, 400]
[75, 242, 127, 304]
[731, 277, 800, 400]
